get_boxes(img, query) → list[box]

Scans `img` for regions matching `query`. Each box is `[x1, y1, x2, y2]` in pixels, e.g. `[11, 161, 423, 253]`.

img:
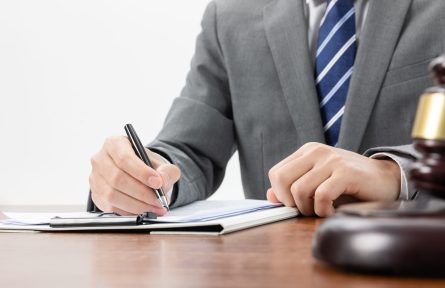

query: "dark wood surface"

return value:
[2, 217, 445, 288]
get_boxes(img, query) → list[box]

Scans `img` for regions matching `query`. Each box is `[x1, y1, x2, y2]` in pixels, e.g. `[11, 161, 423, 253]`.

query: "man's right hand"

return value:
[89, 136, 181, 216]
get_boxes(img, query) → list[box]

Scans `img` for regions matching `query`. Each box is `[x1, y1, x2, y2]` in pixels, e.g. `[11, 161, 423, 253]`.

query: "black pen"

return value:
[124, 123, 170, 211]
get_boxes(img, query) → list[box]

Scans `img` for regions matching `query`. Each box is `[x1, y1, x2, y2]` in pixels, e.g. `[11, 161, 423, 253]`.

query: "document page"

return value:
[1, 200, 282, 226]
[153, 200, 282, 223]
[1, 212, 94, 225]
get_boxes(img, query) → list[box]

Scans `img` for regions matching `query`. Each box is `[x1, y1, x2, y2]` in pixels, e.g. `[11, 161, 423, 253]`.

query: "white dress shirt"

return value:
[304, 0, 369, 62]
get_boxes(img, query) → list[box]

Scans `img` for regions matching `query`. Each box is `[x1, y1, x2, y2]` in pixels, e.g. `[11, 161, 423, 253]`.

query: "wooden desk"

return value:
[1, 218, 444, 288]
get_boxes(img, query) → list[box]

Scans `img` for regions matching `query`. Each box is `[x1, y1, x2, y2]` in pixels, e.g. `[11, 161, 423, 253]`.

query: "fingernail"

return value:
[147, 176, 161, 188]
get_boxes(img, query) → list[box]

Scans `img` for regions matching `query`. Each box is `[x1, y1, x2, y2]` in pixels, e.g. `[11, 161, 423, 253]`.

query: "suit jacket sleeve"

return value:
[148, 1, 235, 208]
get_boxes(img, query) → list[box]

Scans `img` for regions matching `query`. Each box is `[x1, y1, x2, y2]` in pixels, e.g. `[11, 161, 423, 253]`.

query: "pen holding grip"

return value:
[124, 124, 170, 211]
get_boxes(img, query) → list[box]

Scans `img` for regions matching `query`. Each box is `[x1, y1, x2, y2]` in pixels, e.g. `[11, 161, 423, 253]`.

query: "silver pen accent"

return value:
[159, 195, 170, 211]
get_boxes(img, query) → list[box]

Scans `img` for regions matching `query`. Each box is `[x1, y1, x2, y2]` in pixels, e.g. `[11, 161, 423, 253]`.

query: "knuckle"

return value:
[326, 152, 342, 164]
[341, 163, 356, 178]
[269, 168, 286, 184]
[310, 144, 329, 156]
[268, 167, 277, 182]
[301, 142, 317, 150]
[339, 158, 351, 169]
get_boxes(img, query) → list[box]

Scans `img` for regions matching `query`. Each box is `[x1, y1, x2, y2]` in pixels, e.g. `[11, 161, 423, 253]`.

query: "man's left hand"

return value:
[267, 143, 401, 217]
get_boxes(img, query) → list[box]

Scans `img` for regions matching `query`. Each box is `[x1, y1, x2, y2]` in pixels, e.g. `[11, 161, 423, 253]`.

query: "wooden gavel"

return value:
[410, 54, 445, 196]
[312, 54, 445, 276]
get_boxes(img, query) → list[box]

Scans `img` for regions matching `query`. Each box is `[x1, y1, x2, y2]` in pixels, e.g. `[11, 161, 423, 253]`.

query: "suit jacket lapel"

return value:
[338, 0, 412, 152]
[263, 0, 325, 145]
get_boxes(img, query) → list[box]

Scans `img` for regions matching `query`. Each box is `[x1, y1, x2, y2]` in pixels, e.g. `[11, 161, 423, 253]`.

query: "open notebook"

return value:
[0, 200, 299, 235]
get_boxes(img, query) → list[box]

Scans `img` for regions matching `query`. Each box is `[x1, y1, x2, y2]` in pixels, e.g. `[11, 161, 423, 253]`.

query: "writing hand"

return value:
[89, 136, 180, 216]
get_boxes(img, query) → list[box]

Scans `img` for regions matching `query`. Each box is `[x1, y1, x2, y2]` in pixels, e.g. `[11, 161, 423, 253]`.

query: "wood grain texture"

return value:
[1, 218, 444, 288]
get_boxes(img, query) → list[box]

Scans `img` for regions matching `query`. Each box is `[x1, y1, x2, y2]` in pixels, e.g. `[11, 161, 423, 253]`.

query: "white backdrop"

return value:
[0, 0, 243, 205]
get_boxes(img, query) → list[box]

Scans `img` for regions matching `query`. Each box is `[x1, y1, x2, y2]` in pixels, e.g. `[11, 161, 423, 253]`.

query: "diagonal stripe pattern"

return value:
[315, 0, 356, 146]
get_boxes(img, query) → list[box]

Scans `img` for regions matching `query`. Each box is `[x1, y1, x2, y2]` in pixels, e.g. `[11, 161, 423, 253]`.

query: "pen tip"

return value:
[159, 196, 170, 212]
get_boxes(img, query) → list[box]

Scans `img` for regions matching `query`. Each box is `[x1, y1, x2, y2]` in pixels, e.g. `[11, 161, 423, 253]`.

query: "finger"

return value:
[90, 171, 133, 215]
[268, 152, 315, 207]
[104, 137, 162, 188]
[270, 142, 324, 171]
[266, 188, 280, 203]
[94, 172, 167, 216]
[290, 167, 331, 216]
[90, 172, 113, 212]
[95, 150, 163, 208]
[276, 152, 316, 185]
[314, 176, 347, 217]
[268, 180, 295, 207]
[291, 182, 315, 216]
[145, 148, 166, 168]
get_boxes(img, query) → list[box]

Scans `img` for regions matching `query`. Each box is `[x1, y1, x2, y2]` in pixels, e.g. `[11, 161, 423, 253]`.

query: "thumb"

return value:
[144, 148, 166, 168]
[157, 163, 181, 194]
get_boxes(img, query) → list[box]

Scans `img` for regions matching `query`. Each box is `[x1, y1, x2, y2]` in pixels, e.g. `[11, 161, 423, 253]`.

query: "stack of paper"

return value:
[0, 200, 299, 235]
[1, 212, 94, 226]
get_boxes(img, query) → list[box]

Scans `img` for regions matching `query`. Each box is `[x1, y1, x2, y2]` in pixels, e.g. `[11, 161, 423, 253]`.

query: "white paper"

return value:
[1, 212, 95, 225]
[1, 200, 282, 226]
[153, 200, 282, 223]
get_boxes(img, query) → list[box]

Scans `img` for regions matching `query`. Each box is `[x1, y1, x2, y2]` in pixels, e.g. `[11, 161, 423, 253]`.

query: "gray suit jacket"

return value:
[148, 0, 445, 207]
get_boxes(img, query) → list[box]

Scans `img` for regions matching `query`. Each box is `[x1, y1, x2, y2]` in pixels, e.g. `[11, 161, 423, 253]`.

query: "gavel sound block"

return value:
[312, 55, 445, 276]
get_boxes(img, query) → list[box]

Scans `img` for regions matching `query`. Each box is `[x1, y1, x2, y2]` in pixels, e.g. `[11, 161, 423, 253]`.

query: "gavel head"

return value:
[410, 54, 445, 196]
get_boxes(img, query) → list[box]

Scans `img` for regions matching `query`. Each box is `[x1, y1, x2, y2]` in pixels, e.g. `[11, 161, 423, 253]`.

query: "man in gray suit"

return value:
[88, 0, 445, 216]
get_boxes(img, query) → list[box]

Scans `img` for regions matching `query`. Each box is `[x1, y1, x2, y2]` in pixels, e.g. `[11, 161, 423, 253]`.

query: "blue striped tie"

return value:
[315, 0, 356, 146]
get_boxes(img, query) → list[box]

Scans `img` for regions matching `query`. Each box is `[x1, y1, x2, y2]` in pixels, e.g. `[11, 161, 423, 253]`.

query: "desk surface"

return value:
[1, 217, 444, 288]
